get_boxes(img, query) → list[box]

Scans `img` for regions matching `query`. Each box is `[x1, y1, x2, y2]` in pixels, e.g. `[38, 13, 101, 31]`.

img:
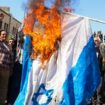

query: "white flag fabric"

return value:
[14, 14, 100, 105]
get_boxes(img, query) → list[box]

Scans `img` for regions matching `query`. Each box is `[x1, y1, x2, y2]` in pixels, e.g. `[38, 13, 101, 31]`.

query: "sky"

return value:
[74, 0, 105, 35]
[0, 0, 27, 21]
[0, 0, 105, 34]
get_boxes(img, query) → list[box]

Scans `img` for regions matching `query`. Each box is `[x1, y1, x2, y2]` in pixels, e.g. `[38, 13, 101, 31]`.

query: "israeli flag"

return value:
[14, 14, 101, 105]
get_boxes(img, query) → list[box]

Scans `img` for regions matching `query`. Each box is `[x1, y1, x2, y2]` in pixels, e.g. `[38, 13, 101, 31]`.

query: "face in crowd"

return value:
[0, 30, 7, 41]
[8, 39, 14, 47]
[94, 37, 101, 47]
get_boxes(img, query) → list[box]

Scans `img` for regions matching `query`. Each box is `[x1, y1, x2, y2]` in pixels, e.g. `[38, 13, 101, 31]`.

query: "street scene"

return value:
[0, 0, 105, 105]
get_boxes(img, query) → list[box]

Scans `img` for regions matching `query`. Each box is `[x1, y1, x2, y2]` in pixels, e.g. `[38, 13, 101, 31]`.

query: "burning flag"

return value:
[23, 0, 62, 66]
[14, 0, 100, 105]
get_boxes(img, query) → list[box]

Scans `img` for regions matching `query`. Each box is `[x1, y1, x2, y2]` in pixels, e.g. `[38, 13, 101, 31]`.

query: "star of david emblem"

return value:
[32, 84, 54, 105]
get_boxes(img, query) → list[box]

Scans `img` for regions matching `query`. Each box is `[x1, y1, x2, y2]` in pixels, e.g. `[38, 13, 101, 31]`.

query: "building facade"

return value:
[0, 7, 21, 39]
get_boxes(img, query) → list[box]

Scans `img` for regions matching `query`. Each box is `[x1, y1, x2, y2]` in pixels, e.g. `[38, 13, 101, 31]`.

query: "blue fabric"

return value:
[60, 36, 101, 105]
[15, 35, 101, 105]
[14, 59, 33, 105]
[14, 35, 33, 105]
[20, 35, 32, 91]
[32, 84, 54, 105]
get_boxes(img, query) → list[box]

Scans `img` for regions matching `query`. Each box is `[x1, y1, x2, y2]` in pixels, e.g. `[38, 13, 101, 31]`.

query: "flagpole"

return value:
[64, 12, 105, 24]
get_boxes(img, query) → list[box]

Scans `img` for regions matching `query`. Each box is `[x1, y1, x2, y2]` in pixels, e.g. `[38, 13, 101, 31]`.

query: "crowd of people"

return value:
[0, 29, 105, 105]
[0, 29, 23, 105]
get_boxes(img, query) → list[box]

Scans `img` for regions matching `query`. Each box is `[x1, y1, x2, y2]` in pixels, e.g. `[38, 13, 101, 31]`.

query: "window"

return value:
[12, 27, 15, 35]
[0, 20, 2, 29]
[4, 23, 9, 32]
[12, 27, 18, 35]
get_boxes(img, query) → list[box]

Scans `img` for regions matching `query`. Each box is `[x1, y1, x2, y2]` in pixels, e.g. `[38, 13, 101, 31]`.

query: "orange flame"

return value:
[23, 0, 62, 66]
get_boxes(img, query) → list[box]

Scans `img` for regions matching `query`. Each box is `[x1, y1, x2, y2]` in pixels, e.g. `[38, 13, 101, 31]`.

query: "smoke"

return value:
[26, 0, 72, 12]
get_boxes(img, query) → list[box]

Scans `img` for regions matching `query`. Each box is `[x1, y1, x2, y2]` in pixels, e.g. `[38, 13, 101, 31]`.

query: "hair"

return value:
[0, 29, 6, 35]
[8, 37, 14, 40]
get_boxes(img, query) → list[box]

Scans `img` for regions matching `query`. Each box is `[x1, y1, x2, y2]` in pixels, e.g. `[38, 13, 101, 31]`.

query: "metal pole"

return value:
[64, 12, 105, 24]
[89, 18, 105, 24]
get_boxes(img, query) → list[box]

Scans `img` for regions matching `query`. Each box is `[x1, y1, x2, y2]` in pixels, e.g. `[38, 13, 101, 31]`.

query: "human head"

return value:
[94, 36, 101, 47]
[8, 38, 14, 47]
[0, 30, 7, 41]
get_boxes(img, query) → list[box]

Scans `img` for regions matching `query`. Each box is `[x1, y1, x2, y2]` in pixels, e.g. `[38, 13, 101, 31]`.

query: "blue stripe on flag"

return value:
[14, 35, 33, 105]
[20, 35, 32, 91]
[14, 58, 33, 105]
[60, 36, 101, 105]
